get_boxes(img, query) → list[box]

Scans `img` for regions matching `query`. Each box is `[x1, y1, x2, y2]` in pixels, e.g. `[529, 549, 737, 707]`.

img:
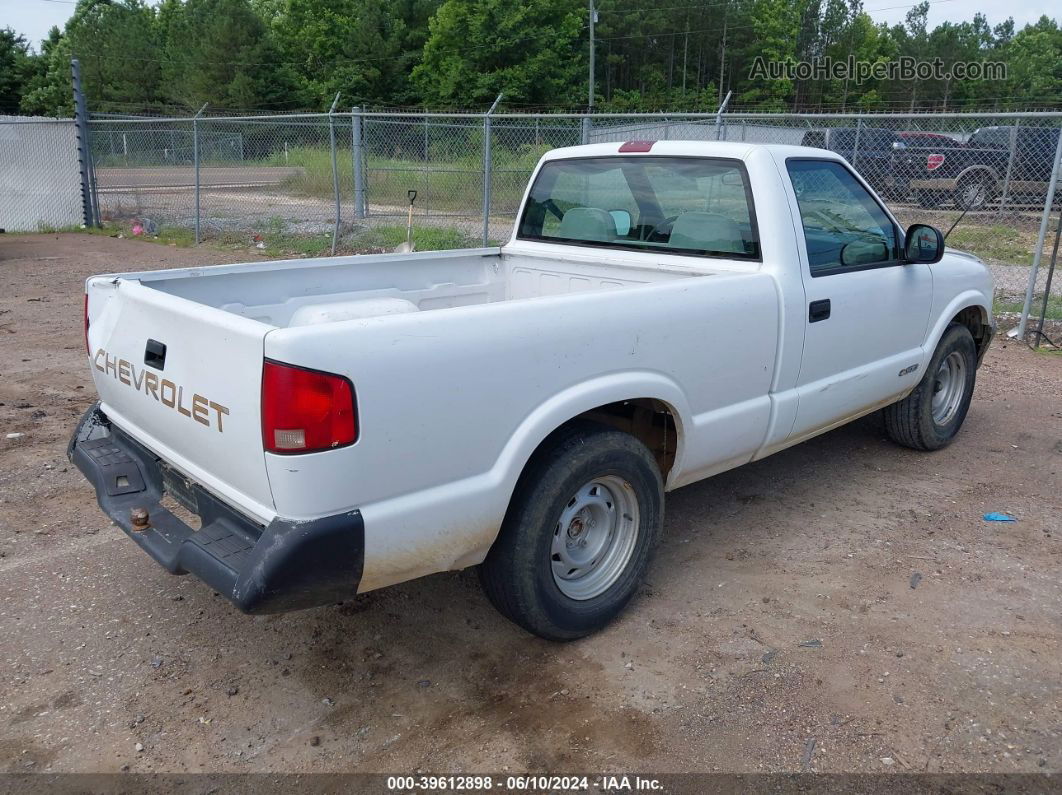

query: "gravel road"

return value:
[0, 233, 1059, 776]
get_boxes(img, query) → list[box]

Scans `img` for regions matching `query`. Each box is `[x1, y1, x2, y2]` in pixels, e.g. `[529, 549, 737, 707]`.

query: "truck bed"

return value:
[124, 247, 713, 328]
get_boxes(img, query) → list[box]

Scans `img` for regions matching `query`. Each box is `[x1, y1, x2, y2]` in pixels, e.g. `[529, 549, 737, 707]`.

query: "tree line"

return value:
[1, 0, 1059, 117]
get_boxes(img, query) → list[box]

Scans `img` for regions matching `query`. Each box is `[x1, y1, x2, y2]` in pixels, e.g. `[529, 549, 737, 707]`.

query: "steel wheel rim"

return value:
[550, 475, 640, 601]
[931, 350, 967, 426]
[962, 180, 987, 208]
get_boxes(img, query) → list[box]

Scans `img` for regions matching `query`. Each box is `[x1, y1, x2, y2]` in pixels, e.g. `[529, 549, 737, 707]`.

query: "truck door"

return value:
[783, 158, 933, 443]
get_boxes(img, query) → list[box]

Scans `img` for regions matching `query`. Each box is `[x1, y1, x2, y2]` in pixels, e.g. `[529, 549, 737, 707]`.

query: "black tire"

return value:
[883, 324, 977, 451]
[953, 172, 996, 210]
[479, 421, 664, 641]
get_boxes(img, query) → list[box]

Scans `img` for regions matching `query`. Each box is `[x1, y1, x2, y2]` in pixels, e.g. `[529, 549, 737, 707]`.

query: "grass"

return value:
[947, 224, 1037, 266]
[43, 216, 485, 259]
[265, 144, 549, 213]
[347, 224, 483, 252]
[31, 221, 199, 247]
[995, 293, 1062, 321]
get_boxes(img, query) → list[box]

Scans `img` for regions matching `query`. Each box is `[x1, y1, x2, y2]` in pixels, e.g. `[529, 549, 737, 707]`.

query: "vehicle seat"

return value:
[557, 207, 617, 242]
[669, 212, 745, 254]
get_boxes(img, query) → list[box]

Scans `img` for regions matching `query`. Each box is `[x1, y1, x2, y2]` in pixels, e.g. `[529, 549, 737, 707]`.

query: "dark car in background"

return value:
[909, 126, 1061, 210]
[896, 132, 963, 204]
[800, 127, 908, 198]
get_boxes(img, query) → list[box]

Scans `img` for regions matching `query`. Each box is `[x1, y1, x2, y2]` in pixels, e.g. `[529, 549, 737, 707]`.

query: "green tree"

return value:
[18, 26, 66, 116]
[19, 0, 162, 115]
[412, 0, 584, 108]
[158, 0, 299, 110]
[1004, 16, 1062, 108]
[734, 0, 801, 109]
[0, 28, 39, 114]
[263, 0, 414, 108]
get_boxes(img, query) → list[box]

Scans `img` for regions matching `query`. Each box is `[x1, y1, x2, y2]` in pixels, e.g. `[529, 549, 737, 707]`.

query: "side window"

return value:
[786, 160, 899, 276]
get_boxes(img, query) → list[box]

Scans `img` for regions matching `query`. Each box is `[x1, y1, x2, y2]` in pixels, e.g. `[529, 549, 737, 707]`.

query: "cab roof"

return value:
[540, 139, 841, 163]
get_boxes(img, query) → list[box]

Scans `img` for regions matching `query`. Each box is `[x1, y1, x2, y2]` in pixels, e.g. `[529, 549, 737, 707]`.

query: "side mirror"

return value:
[608, 209, 632, 237]
[904, 223, 944, 264]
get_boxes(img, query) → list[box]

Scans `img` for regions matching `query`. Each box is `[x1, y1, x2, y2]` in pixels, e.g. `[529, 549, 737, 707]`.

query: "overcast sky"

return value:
[0, 0, 1054, 52]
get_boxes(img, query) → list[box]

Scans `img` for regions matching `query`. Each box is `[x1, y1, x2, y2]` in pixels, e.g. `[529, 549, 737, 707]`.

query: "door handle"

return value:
[809, 299, 831, 323]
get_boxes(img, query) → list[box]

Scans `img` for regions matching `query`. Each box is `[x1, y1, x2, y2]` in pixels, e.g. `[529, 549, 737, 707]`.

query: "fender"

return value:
[356, 371, 691, 593]
[492, 371, 691, 493]
[955, 164, 1000, 186]
[921, 290, 992, 368]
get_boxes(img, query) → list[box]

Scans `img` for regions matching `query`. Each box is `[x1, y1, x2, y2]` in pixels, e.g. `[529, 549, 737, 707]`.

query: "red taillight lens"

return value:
[926, 153, 945, 171]
[84, 293, 90, 355]
[261, 360, 357, 454]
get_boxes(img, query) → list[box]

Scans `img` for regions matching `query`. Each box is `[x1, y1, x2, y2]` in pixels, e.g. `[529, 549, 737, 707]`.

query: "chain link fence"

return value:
[4, 108, 1061, 338]
[0, 116, 85, 232]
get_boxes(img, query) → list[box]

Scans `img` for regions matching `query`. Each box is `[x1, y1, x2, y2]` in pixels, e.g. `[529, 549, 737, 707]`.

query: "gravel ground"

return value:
[0, 232, 1060, 776]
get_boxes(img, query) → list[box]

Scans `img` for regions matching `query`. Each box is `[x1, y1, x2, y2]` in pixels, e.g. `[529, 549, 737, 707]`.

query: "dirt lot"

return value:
[0, 232, 1059, 776]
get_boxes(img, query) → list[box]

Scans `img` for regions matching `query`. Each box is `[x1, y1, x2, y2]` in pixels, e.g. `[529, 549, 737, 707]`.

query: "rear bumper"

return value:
[68, 403, 364, 613]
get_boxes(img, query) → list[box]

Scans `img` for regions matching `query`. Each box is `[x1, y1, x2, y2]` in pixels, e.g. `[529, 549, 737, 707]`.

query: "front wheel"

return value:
[479, 422, 664, 640]
[883, 324, 977, 451]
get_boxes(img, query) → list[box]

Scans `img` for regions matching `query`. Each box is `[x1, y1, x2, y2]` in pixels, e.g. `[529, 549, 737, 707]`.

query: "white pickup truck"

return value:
[71, 141, 994, 640]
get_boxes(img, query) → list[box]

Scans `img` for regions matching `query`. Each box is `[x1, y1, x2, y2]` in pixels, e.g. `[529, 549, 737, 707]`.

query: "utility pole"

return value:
[681, 11, 690, 96]
[718, 3, 729, 105]
[588, 0, 596, 111]
[583, 0, 597, 145]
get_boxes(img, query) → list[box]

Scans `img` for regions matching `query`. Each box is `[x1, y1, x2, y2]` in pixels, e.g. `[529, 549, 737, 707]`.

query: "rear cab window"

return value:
[517, 156, 761, 260]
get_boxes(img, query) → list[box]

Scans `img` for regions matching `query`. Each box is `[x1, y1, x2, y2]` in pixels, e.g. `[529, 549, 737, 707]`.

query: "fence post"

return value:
[328, 92, 341, 256]
[851, 117, 863, 173]
[714, 90, 732, 141]
[1016, 129, 1062, 339]
[70, 58, 95, 227]
[998, 121, 1020, 218]
[581, 116, 591, 145]
[88, 142, 101, 227]
[424, 114, 430, 220]
[1033, 210, 1062, 347]
[193, 103, 207, 244]
[483, 93, 503, 247]
[352, 107, 365, 220]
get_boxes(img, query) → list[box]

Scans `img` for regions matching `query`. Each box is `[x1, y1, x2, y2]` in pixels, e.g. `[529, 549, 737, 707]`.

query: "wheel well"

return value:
[957, 167, 999, 186]
[562, 398, 678, 479]
[952, 306, 991, 359]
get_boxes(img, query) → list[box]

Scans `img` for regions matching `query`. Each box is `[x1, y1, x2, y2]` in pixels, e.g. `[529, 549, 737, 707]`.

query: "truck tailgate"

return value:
[86, 277, 274, 522]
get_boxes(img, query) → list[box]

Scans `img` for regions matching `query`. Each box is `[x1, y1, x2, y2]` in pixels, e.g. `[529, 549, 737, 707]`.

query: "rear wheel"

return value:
[479, 422, 663, 640]
[953, 172, 996, 210]
[883, 324, 977, 451]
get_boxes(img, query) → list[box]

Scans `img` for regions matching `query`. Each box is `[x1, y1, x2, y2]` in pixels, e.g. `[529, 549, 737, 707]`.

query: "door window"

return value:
[786, 159, 899, 276]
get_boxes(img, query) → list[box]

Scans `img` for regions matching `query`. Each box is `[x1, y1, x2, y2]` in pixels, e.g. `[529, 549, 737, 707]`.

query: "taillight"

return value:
[84, 293, 90, 355]
[261, 360, 357, 454]
[926, 153, 945, 171]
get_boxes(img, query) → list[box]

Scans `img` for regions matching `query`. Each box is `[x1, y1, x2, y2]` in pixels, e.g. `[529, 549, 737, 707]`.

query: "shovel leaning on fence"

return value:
[393, 190, 417, 253]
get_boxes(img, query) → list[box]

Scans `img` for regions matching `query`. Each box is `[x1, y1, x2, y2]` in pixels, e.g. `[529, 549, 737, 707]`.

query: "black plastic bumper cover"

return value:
[68, 403, 364, 614]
